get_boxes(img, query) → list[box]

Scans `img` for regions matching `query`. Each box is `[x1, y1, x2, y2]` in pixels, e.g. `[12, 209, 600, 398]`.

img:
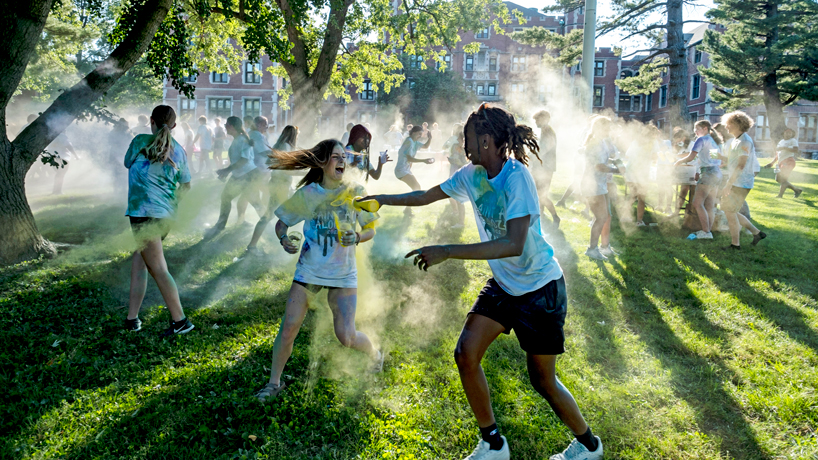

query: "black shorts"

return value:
[469, 276, 567, 355]
[129, 216, 171, 241]
[293, 280, 341, 294]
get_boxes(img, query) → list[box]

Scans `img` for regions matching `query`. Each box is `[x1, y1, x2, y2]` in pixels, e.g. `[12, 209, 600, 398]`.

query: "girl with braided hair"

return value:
[359, 103, 602, 460]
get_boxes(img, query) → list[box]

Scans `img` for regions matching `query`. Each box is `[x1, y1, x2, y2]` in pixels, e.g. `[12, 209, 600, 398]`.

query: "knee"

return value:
[334, 327, 355, 348]
[278, 321, 301, 345]
[453, 345, 479, 371]
[530, 373, 560, 399]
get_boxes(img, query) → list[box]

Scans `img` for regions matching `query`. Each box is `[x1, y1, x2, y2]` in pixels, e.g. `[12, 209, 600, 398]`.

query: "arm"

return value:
[722, 152, 749, 196]
[765, 151, 780, 168]
[219, 157, 248, 174]
[675, 150, 698, 166]
[361, 185, 450, 208]
[421, 133, 432, 150]
[274, 220, 299, 254]
[178, 181, 191, 201]
[406, 215, 530, 271]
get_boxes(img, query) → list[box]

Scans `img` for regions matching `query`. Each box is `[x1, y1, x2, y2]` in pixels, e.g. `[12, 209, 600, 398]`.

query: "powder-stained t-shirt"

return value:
[440, 158, 563, 296]
[275, 182, 379, 288]
[691, 134, 720, 168]
[227, 135, 257, 177]
[777, 138, 798, 161]
[197, 124, 213, 150]
[249, 129, 272, 171]
[395, 138, 425, 178]
[124, 134, 191, 219]
[727, 132, 757, 189]
[538, 125, 557, 172]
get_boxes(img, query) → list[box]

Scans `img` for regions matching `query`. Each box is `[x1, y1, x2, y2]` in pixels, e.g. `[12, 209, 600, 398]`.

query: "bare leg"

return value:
[128, 251, 149, 320]
[725, 211, 741, 246]
[540, 172, 560, 225]
[139, 238, 185, 322]
[737, 212, 760, 235]
[527, 354, 589, 435]
[399, 175, 422, 215]
[692, 184, 712, 233]
[268, 283, 311, 385]
[588, 195, 609, 249]
[453, 314, 506, 428]
[327, 288, 378, 357]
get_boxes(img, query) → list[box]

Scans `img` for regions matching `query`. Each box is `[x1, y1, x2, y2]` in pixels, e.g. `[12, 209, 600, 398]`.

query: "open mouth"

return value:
[335, 166, 345, 175]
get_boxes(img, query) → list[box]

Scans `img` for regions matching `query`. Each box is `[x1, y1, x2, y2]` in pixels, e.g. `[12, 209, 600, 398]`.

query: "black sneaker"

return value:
[752, 231, 767, 246]
[160, 318, 195, 337]
[124, 317, 142, 332]
[722, 244, 741, 251]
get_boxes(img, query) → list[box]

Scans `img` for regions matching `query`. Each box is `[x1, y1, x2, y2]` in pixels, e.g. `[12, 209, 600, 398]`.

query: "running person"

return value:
[447, 127, 468, 228]
[192, 116, 213, 174]
[582, 117, 618, 261]
[205, 116, 264, 238]
[212, 117, 226, 166]
[123, 105, 195, 336]
[360, 103, 603, 460]
[675, 120, 723, 239]
[766, 128, 803, 198]
[394, 125, 434, 215]
[533, 110, 560, 227]
[255, 139, 383, 401]
[345, 124, 391, 183]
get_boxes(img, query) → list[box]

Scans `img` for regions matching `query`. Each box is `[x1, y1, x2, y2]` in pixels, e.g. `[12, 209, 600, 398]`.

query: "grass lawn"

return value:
[2, 161, 817, 459]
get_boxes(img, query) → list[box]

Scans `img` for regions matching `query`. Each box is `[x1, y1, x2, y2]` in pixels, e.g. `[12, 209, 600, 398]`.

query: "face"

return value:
[323, 144, 346, 182]
[224, 122, 234, 135]
[410, 130, 421, 141]
[725, 121, 740, 136]
[256, 121, 268, 132]
[354, 136, 370, 151]
[464, 122, 481, 165]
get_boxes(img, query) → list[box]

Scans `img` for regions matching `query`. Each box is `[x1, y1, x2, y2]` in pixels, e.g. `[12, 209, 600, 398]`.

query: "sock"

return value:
[479, 423, 503, 450]
[575, 427, 599, 452]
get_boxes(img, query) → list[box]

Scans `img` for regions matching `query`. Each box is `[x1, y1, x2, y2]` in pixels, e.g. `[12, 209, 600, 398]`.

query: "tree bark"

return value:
[762, 1, 786, 152]
[665, 0, 690, 130]
[0, 0, 173, 265]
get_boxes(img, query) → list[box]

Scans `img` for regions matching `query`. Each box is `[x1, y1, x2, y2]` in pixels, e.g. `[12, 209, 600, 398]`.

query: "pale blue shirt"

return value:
[124, 134, 191, 218]
[727, 132, 756, 189]
[227, 135, 257, 177]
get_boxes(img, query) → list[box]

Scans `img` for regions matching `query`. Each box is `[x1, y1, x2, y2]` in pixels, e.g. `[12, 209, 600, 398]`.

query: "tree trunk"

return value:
[0, 0, 172, 265]
[665, 0, 689, 130]
[288, 75, 326, 143]
[762, 1, 786, 152]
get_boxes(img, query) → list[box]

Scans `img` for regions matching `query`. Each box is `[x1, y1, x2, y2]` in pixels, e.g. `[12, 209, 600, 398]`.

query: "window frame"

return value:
[210, 71, 230, 84]
[207, 97, 233, 119]
[465, 54, 474, 71]
[593, 85, 604, 107]
[243, 97, 261, 119]
[593, 60, 604, 77]
[691, 74, 701, 100]
[659, 85, 668, 108]
[244, 61, 262, 85]
[179, 97, 197, 119]
[799, 113, 818, 142]
[694, 47, 702, 63]
[487, 83, 496, 96]
[360, 80, 375, 101]
[489, 56, 497, 71]
[476, 28, 489, 39]
[756, 112, 771, 140]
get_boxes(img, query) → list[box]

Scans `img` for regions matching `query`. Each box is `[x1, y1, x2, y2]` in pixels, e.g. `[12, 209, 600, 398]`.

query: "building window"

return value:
[619, 69, 633, 79]
[689, 112, 698, 122]
[361, 80, 375, 100]
[208, 98, 232, 119]
[513, 27, 523, 32]
[409, 55, 424, 70]
[512, 55, 526, 72]
[476, 28, 489, 39]
[799, 114, 817, 142]
[488, 83, 496, 96]
[756, 113, 771, 140]
[476, 84, 485, 95]
[694, 47, 702, 63]
[657, 119, 665, 130]
[489, 56, 497, 71]
[182, 73, 198, 83]
[465, 54, 474, 71]
[243, 98, 261, 118]
[646, 93, 652, 112]
[179, 98, 196, 119]
[437, 54, 451, 71]
[211, 72, 229, 84]
[618, 94, 641, 112]
[539, 84, 553, 102]
[409, 80, 417, 89]
[659, 85, 668, 107]
[244, 61, 261, 84]
[594, 60, 604, 76]
[511, 83, 525, 94]
[593, 86, 603, 107]
[691, 74, 701, 99]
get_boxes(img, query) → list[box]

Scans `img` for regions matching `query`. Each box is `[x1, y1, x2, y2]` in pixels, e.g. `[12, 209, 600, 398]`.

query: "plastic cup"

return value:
[287, 231, 302, 244]
[337, 222, 354, 246]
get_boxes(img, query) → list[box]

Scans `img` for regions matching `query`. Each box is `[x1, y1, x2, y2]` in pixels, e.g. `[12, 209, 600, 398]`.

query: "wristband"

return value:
[354, 232, 361, 245]
[279, 234, 288, 245]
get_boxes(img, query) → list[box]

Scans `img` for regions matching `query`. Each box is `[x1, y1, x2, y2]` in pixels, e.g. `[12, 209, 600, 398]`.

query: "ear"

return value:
[169, 122, 177, 129]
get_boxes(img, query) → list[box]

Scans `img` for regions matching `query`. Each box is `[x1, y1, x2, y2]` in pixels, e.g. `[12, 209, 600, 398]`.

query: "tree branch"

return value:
[630, 50, 669, 66]
[612, 23, 668, 41]
[621, 47, 669, 58]
[312, 0, 355, 90]
[598, 0, 667, 35]
[0, 0, 54, 112]
[209, 6, 245, 21]
[275, 0, 311, 78]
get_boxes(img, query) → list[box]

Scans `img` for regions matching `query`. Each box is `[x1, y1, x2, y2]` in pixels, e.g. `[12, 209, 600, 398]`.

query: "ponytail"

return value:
[226, 116, 254, 147]
[695, 120, 722, 145]
[465, 103, 541, 166]
[142, 105, 178, 169]
[268, 139, 341, 188]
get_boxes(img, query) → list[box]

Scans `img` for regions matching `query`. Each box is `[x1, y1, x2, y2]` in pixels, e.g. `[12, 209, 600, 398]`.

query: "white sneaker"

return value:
[550, 437, 603, 460]
[696, 231, 713, 239]
[599, 245, 618, 257]
[584, 247, 608, 261]
[464, 436, 509, 460]
[635, 220, 646, 227]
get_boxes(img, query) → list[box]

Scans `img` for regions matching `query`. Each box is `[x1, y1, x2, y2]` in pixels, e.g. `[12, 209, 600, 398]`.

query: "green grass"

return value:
[2, 162, 817, 459]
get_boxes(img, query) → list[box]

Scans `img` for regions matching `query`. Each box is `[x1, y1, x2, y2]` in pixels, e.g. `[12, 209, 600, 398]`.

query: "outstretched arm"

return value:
[360, 185, 449, 208]
[406, 215, 530, 271]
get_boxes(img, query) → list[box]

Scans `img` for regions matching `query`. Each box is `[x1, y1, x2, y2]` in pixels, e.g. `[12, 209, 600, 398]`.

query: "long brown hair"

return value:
[142, 105, 178, 168]
[273, 125, 299, 151]
[226, 116, 253, 147]
[583, 116, 612, 148]
[269, 139, 341, 188]
[464, 103, 540, 166]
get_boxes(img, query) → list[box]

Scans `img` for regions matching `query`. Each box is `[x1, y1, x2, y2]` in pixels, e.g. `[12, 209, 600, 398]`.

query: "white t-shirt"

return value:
[275, 182, 379, 288]
[197, 124, 213, 150]
[440, 159, 563, 296]
[395, 138, 425, 178]
[777, 138, 798, 160]
[249, 130, 272, 171]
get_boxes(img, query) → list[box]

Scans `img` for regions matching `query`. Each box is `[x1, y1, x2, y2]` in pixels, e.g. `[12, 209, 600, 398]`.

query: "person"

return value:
[671, 128, 696, 217]
[582, 117, 618, 261]
[182, 122, 195, 163]
[384, 125, 404, 150]
[48, 126, 77, 195]
[766, 128, 803, 198]
[345, 124, 391, 183]
[340, 122, 354, 145]
[192, 116, 213, 174]
[245, 125, 299, 253]
[240, 116, 274, 224]
[123, 105, 195, 337]
[204, 116, 264, 238]
[623, 124, 657, 227]
[213, 117, 226, 167]
[395, 125, 434, 215]
[431, 122, 443, 150]
[359, 103, 603, 460]
[447, 128, 468, 228]
[108, 118, 134, 186]
[255, 139, 383, 402]
[675, 120, 723, 239]
[133, 115, 151, 135]
[533, 110, 560, 227]
[720, 111, 767, 250]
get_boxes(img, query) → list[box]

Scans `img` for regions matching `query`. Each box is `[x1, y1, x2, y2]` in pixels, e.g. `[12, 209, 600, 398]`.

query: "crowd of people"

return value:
[18, 100, 808, 460]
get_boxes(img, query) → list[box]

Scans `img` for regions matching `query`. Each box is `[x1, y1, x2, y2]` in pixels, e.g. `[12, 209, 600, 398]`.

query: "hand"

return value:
[764, 162, 774, 169]
[720, 187, 731, 198]
[280, 236, 299, 254]
[216, 168, 229, 178]
[425, 158, 435, 164]
[694, 173, 700, 182]
[405, 245, 450, 271]
[378, 154, 392, 164]
[340, 230, 357, 246]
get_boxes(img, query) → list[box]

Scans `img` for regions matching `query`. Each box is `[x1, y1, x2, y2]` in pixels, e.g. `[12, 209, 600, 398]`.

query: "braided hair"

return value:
[464, 103, 541, 166]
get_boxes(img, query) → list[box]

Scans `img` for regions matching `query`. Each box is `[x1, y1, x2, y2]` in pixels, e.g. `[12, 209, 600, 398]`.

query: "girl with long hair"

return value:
[123, 105, 195, 336]
[394, 125, 434, 214]
[345, 124, 391, 182]
[766, 128, 804, 198]
[581, 116, 618, 260]
[255, 139, 383, 402]
[360, 103, 603, 460]
[205, 116, 264, 238]
[674, 120, 723, 239]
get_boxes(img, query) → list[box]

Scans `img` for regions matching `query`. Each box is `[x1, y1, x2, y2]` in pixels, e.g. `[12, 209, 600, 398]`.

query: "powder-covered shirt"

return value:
[249, 130, 272, 171]
[584, 139, 613, 189]
[275, 182, 379, 288]
[440, 158, 563, 296]
[124, 134, 191, 219]
[344, 145, 376, 184]
[777, 138, 799, 161]
[538, 125, 557, 172]
[395, 138, 425, 178]
[196, 124, 213, 150]
[727, 132, 757, 189]
[691, 134, 720, 168]
[227, 135, 257, 178]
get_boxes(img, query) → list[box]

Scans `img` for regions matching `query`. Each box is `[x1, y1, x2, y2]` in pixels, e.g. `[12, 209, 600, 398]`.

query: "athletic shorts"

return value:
[721, 186, 751, 213]
[469, 276, 567, 355]
[293, 280, 342, 294]
[698, 166, 722, 187]
[129, 216, 171, 241]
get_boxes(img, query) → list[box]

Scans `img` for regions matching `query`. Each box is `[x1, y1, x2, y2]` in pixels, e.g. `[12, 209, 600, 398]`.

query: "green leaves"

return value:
[615, 58, 667, 95]
[511, 27, 584, 68]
